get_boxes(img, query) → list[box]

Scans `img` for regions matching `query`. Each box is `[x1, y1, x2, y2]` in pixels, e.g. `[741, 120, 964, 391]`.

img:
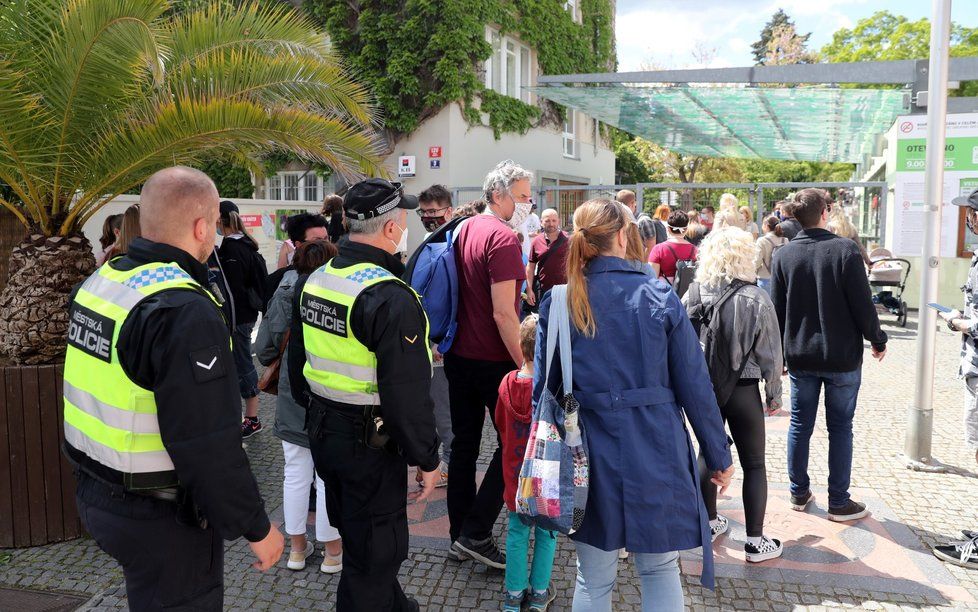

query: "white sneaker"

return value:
[618, 548, 629, 559]
[745, 536, 783, 563]
[321, 550, 343, 574]
[710, 515, 729, 542]
[287, 541, 314, 571]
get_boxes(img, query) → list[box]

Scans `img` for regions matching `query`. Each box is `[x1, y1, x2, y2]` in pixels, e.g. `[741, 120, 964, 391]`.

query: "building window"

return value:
[564, 0, 581, 23]
[304, 173, 320, 202]
[563, 110, 577, 158]
[485, 27, 532, 102]
[284, 174, 299, 200]
[269, 172, 323, 202]
[268, 175, 281, 200]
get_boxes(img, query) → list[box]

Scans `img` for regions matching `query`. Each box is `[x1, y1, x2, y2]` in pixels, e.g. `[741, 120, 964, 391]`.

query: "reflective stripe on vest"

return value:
[63, 261, 220, 489]
[301, 260, 430, 406]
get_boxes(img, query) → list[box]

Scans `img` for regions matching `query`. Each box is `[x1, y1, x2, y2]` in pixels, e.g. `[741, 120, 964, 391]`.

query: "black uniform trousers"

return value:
[75, 474, 223, 611]
[310, 409, 412, 612]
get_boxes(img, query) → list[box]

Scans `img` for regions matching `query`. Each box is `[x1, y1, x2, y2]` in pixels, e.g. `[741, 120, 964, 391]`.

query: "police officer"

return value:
[288, 178, 440, 611]
[941, 188, 978, 465]
[65, 167, 284, 610]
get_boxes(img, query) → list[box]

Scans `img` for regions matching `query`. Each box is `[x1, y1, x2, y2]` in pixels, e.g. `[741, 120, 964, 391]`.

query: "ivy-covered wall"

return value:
[304, 0, 616, 144]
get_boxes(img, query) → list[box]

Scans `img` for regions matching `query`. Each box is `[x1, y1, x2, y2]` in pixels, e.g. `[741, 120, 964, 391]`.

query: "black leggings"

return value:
[698, 380, 768, 537]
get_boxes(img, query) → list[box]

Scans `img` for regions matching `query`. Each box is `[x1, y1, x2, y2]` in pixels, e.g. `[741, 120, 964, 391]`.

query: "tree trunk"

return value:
[0, 234, 96, 365]
[0, 207, 27, 295]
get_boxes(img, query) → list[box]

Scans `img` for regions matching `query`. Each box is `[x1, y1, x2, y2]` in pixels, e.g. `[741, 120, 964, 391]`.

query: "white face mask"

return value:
[388, 221, 409, 253]
[506, 201, 533, 229]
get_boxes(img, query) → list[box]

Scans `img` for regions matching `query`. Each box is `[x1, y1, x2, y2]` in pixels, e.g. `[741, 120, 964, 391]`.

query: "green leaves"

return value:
[304, 0, 616, 140]
[0, 0, 383, 235]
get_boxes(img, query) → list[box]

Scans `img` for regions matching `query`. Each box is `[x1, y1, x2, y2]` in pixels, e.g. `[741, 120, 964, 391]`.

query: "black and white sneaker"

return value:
[933, 536, 978, 569]
[451, 535, 506, 570]
[745, 536, 783, 563]
[827, 500, 869, 522]
[961, 529, 978, 540]
[710, 515, 729, 542]
[790, 490, 814, 511]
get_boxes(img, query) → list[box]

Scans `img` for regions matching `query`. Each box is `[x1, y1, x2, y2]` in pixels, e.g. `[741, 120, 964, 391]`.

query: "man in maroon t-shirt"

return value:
[445, 160, 531, 568]
[525, 208, 568, 309]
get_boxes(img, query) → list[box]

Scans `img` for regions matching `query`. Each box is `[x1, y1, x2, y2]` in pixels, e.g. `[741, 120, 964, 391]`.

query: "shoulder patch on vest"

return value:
[190, 345, 226, 383]
[67, 303, 114, 363]
[301, 293, 348, 337]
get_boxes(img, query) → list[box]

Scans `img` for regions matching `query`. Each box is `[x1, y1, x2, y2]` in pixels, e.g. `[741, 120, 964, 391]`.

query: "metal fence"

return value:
[449, 181, 888, 245]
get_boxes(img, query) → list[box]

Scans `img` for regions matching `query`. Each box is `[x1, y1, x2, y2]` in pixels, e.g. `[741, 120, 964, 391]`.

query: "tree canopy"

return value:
[751, 9, 811, 66]
[821, 11, 978, 96]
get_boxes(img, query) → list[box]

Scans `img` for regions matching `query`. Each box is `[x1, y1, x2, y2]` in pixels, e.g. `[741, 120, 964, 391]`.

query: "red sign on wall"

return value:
[428, 146, 442, 158]
[240, 214, 262, 228]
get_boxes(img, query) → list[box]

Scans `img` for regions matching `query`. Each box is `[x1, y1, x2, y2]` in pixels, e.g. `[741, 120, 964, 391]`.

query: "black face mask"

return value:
[422, 215, 446, 232]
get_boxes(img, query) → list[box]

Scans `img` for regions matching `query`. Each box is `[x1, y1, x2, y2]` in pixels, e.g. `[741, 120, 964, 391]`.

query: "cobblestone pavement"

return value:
[5, 315, 978, 610]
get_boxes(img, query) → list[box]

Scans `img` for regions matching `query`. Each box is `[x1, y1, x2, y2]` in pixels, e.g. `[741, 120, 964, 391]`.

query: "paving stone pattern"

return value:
[4, 316, 978, 610]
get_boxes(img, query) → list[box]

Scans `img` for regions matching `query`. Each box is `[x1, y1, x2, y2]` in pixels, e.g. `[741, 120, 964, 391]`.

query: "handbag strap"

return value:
[543, 285, 573, 394]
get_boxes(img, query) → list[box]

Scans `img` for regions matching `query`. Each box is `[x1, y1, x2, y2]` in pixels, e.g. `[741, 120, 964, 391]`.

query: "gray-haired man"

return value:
[445, 160, 530, 569]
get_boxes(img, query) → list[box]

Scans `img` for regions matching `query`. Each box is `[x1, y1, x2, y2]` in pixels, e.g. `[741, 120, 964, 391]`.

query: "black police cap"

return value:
[952, 188, 978, 211]
[344, 178, 419, 221]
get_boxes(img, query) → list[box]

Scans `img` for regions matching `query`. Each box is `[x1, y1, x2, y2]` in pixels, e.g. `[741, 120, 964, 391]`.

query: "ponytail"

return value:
[567, 199, 626, 337]
[224, 210, 259, 249]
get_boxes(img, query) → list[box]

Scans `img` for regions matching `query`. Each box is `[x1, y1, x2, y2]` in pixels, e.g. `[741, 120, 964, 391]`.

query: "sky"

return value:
[615, 0, 978, 72]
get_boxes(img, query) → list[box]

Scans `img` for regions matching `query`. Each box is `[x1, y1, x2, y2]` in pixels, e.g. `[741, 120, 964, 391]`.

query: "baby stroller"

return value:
[868, 247, 911, 327]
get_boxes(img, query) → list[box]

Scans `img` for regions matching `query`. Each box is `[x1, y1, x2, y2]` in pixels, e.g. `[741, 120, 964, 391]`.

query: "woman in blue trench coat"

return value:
[534, 200, 734, 611]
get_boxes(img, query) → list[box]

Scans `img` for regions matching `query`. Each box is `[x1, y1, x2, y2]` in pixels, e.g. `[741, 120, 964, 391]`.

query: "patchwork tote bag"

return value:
[515, 285, 590, 534]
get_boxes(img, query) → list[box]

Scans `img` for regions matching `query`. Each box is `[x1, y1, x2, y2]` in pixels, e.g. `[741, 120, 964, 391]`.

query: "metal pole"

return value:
[907, 0, 952, 470]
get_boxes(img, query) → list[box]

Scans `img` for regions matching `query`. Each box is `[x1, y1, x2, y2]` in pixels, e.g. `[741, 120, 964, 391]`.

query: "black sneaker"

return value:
[961, 529, 978, 540]
[828, 500, 869, 522]
[451, 535, 506, 570]
[745, 536, 783, 563]
[933, 537, 978, 569]
[241, 418, 263, 439]
[403, 596, 421, 612]
[790, 490, 814, 512]
[710, 515, 729, 542]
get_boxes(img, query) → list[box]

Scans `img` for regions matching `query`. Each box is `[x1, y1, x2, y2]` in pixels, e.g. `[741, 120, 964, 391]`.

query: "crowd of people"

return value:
[75, 161, 966, 612]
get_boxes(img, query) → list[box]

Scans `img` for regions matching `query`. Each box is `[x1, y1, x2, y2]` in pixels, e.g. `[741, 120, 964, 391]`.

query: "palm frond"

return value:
[63, 98, 384, 234]
[165, 47, 378, 127]
[23, 0, 169, 212]
[0, 63, 57, 229]
[168, 1, 329, 70]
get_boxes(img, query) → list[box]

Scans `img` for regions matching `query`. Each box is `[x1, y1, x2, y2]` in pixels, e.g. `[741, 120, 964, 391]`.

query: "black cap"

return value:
[343, 178, 418, 221]
[952, 188, 978, 211]
[219, 200, 239, 217]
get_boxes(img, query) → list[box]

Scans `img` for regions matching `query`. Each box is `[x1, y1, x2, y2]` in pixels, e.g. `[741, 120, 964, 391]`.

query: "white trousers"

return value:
[282, 440, 340, 542]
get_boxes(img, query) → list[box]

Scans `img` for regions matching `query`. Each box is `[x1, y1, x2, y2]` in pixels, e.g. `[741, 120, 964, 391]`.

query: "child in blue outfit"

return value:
[495, 315, 557, 612]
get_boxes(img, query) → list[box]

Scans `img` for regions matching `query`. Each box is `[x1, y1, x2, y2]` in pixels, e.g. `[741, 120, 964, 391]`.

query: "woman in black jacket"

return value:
[216, 200, 267, 437]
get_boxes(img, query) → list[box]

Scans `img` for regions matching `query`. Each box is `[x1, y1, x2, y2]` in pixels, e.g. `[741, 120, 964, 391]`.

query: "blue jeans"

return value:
[232, 322, 259, 400]
[788, 368, 862, 508]
[572, 541, 683, 612]
[505, 513, 557, 594]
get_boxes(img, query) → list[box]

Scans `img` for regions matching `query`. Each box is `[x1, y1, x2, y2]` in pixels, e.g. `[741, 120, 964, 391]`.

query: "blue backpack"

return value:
[403, 215, 470, 354]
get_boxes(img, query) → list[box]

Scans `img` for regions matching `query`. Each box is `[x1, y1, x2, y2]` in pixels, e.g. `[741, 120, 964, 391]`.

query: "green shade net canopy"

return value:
[529, 84, 909, 162]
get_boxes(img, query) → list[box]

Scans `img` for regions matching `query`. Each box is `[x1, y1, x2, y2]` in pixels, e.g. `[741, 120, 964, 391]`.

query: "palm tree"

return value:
[0, 0, 384, 364]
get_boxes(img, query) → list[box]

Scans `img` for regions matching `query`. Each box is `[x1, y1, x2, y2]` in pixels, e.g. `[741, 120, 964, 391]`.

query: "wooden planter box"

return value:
[0, 364, 82, 547]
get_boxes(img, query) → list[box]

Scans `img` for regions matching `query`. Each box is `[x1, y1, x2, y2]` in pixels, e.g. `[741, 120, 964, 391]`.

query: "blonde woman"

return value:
[534, 199, 733, 609]
[713, 193, 746, 232]
[741, 206, 759, 239]
[683, 227, 784, 563]
[827, 207, 872, 267]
